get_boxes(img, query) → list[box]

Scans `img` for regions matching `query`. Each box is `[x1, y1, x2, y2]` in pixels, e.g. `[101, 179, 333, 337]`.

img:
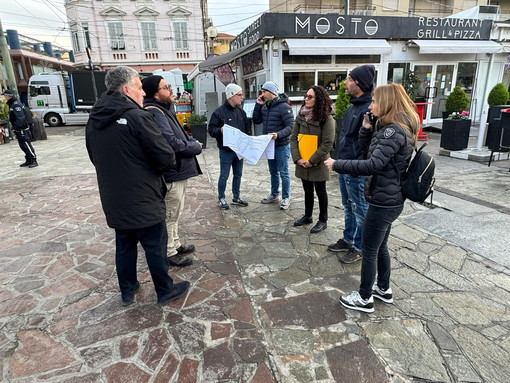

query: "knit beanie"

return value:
[349, 65, 375, 93]
[261, 81, 279, 95]
[225, 83, 242, 99]
[142, 75, 164, 98]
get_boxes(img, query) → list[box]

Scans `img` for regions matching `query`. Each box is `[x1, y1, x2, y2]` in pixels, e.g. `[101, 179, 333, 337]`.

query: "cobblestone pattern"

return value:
[1, 130, 510, 382]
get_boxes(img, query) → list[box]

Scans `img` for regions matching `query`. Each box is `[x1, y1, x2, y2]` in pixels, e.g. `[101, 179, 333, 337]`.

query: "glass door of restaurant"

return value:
[412, 64, 455, 123]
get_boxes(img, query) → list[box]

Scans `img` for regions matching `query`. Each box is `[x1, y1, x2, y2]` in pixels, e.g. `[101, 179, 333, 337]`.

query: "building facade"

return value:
[198, 10, 509, 126]
[63, 0, 207, 73]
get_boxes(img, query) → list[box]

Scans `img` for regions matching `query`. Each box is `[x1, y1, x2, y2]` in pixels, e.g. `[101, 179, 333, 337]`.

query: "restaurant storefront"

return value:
[198, 13, 507, 125]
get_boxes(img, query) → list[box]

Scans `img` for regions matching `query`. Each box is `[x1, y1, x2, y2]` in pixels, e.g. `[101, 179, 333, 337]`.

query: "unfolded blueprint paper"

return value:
[222, 124, 275, 165]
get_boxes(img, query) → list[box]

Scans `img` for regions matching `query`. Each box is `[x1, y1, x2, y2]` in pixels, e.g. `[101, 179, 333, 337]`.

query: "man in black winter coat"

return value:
[86, 66, 190, 306]
[3, 90, 38, 168]
[208, 83, 251, 210]
[327, 65, 375, 264]
[142, 75, 203, 268]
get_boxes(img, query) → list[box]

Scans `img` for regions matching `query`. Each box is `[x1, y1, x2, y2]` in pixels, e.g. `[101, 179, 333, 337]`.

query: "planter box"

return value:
[486, 105, 510, 148]
[440, 119, 471, 150]
[190, 124, 207, 149]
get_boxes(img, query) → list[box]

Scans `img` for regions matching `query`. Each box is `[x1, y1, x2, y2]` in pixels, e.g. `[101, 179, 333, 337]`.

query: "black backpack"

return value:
[23, 105, 34, 128]
[401, 142, 435, 203]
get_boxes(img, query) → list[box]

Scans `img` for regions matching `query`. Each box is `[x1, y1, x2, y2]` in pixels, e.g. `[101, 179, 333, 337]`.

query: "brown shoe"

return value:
[327, 238, 351, 252]
[338, 248, 362, 264]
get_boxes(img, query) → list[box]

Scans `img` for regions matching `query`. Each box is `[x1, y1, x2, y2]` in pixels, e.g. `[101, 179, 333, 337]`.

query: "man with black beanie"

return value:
[142, 75, 203, 268]
[327, 65, 375, 264]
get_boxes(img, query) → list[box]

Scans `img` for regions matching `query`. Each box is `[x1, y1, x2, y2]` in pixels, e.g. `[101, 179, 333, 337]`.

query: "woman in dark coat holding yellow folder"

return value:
[290, 85, 335, 233]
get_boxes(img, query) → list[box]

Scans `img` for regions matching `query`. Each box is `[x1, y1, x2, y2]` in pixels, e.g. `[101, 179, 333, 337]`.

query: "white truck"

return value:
[28, 70, 107, 126]
[28, 68, 186, 126]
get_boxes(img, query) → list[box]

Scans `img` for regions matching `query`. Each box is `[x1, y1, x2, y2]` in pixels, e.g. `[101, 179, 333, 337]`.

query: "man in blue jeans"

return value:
[327, 65, 375, 263]
[253, 81, 294, 210]
[208, 83, 251, 210]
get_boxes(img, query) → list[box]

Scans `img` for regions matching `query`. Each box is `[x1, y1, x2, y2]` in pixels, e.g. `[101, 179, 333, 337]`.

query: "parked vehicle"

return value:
[28, 68, 187, 127]
[28, 71, 107, 126]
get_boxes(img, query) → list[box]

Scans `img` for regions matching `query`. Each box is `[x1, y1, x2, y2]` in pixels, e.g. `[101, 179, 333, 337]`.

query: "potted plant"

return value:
[441, 87, 471, 151]
[441, 87, 471, 150]
[332, 80, 350, 156]
[186, 113, 208, 149]
[403, 71, 420, 102]
[486, 83, 510, 150]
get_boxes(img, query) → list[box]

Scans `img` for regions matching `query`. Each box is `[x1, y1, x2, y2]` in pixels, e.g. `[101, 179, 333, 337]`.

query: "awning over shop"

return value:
[284, 39, 392, 55]
[411, 40, 503, 54]
[198, 44, 258, 72]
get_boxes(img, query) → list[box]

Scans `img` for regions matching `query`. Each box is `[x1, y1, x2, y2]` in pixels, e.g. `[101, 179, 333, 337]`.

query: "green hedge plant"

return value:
[334, 80, 350, 119]
[187, 113, 207, 126]
[445, 86, 470, 113]
[487, 83, 509, 106]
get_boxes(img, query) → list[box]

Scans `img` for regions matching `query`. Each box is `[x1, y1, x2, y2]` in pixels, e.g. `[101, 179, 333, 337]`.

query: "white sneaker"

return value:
[280, 198, 290, 210]
[372, 284, 393, 304]
[339, 291, 374, 313]
[261, 194, 280, 204]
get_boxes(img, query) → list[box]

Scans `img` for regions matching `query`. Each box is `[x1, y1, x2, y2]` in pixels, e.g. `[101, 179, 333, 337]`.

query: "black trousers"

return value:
[359, 204, 404, 300]
[15, 129, 36, 161]
[301, 179, 328, 223]
[115, 221, 174, 301]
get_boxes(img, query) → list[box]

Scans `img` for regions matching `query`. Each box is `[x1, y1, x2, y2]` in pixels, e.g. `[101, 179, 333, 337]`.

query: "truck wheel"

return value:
[45, 113, 63, 127]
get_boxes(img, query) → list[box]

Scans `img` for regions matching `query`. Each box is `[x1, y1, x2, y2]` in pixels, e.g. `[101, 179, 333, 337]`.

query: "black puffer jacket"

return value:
[86, 90, 175, 230]
[335, 92, 372, 160]
[252, 94, 294, 147]
[144, 98, 202, 183]
[332, 123, 413, 207]
[208, 100, 251, 151]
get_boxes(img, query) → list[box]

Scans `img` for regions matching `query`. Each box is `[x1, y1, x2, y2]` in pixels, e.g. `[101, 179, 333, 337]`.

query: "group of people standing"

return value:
[83, 64, 418, 313]
[210, 65, 419, 313]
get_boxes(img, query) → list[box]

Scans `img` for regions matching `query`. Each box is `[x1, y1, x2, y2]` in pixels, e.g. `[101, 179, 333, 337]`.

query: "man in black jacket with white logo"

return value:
[86, 66, 190, 306]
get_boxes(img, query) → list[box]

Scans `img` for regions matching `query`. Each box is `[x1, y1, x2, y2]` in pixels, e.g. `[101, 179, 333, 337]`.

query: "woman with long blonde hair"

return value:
[325, 83, 418, 313]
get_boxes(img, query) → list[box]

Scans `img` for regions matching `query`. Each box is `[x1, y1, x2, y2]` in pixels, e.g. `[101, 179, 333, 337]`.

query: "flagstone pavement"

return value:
[0, 127, 509, 382]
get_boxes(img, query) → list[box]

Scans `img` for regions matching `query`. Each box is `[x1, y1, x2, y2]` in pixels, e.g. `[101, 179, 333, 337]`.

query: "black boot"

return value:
[20, 161, 31, 167]
[28, 160, 38, 168]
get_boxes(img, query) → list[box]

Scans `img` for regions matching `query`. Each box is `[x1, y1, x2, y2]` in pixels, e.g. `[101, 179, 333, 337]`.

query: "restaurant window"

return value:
[387, 63, 410, 84]
[284, 72, 314, 97]
[456, 62, 477, 96]
[318, 71, 347, 93]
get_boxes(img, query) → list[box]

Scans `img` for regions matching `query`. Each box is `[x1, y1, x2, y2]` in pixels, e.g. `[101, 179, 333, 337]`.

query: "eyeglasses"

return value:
[235, 93, 244, 97]
[304, 95, 315, 100]
[158, 84, 172, 90]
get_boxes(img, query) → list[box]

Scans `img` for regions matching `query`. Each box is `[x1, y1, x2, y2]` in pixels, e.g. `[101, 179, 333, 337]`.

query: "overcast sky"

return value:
[0, 0, 269, 50]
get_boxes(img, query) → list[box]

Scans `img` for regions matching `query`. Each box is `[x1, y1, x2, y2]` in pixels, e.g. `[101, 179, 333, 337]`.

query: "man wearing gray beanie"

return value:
[253, 81, 294, 210]
[327, 65, 375, 264]
[208, 83, 251, 210]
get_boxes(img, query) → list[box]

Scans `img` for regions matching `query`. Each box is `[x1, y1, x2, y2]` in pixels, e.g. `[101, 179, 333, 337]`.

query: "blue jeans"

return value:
[359, 204, 403, 300]
[338, 174, 368, 251]
[218, 149, 243, 200]
[268, 144, 290, 199]
[115, 221, 175, 301]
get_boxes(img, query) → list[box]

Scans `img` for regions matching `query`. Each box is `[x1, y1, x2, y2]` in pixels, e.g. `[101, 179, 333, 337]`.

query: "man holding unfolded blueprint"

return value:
[208, 84, 252, 210]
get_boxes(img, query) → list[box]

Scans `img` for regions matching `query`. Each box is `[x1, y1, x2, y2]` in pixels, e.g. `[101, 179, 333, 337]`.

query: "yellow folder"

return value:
[297, 134, 318, 161]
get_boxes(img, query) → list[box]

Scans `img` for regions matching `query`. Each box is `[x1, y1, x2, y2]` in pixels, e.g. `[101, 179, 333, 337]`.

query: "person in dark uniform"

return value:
[3, 90, 38, 168]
